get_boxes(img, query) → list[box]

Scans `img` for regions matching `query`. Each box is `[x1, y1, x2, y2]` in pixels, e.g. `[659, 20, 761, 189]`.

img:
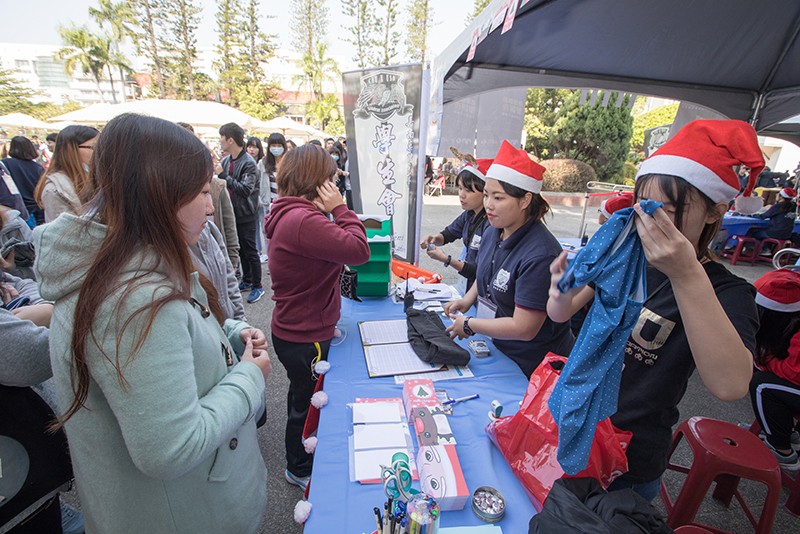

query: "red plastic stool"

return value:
[661, 417, 782, 533]
[674, 526, 714, 533]
[720, 236, 759, 266]
[755, 238, 792, 263]
[717, 419, 800, 516]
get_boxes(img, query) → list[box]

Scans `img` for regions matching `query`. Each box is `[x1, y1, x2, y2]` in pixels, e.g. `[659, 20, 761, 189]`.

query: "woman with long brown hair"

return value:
[32, 113, 272, 533]
[34, 125, 99, 222]
[265, 144, 369, 490]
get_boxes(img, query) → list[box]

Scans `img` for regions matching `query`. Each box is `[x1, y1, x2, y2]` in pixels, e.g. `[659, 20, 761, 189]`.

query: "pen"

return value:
[442, 393, 480, 406]
[374, 507, 382, 533]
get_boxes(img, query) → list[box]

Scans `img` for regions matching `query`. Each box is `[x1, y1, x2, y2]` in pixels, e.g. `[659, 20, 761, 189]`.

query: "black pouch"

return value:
[339, 267, 362, 302]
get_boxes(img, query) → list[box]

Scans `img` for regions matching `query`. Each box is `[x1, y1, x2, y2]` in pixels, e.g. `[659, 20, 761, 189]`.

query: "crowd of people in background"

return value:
[0, 116, 358, 533]
[3, 116, 800, 532]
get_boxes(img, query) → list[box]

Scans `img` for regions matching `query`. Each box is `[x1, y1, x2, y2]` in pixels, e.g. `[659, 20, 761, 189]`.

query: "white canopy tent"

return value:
[0, 113, 58, 131]
[253, 115, 334, 141]
[49, 99, 266, 130]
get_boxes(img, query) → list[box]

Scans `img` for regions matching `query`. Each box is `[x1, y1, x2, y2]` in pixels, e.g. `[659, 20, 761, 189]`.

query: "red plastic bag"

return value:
[486, 353, 632, 511]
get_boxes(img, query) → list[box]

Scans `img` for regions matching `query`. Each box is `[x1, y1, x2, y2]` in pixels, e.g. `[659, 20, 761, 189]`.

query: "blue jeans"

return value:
[255, 205, 268, 254]
[606, 476, 661, 502]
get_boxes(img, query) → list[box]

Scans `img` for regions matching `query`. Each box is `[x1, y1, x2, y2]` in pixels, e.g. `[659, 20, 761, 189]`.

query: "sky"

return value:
[2, 0, 476, 70]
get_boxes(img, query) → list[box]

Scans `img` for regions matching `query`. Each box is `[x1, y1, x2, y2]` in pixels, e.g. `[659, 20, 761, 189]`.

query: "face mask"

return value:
[269, 147, 284, 157]
[331, 155, 340, 162]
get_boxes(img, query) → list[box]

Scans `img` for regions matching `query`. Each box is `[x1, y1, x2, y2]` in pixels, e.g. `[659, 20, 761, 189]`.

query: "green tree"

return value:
[523, 88, 572, 158]
[241, 0, 275, 82]
[630, 103, 679, 159]
[290, 0, 328, 58]
[295, 42, 340, 103]
[548, 91, 634, 181]
[406, 0, 432, 64]
[237, 81, 281, 121]
[376, 0, 401, 66]
[130, 0, 168, 97]
[466, 0, 492, 23]
[89, 0, 135, 102]
[56, 25, 109, 103]
[159, 0, 202, 99]
[342, 0, 379, 68]
[214, 0, 248, 103]
[0, 68, 39, 115]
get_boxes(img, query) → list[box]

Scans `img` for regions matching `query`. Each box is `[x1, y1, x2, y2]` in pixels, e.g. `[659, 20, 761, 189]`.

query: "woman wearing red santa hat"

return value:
[598, 191, 634, 225]
[548, 120, 762, 500]
[445, 140, 575, 377]
[746, 187, 797, 241]
[750, 269, 800, 470]
[421, 157, 493, 293]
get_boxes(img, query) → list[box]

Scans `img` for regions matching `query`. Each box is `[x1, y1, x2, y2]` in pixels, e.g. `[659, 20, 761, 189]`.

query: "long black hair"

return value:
[755, 306, 800, 365]
[246, 136, 264, 163]
[265, 132, 287, 176]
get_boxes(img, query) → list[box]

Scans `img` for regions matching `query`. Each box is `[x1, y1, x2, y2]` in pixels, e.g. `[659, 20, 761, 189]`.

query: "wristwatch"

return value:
[463, 316, 475, 337]
[444, 255, 452, 268]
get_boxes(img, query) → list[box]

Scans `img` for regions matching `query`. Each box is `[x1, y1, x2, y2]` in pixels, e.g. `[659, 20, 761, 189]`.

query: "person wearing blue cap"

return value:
[548, 120, 762, 501]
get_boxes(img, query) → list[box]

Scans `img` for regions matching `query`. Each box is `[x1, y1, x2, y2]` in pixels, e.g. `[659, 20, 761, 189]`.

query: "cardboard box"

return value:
[411, 406, 456, 446]
[416, 445, 469, 511]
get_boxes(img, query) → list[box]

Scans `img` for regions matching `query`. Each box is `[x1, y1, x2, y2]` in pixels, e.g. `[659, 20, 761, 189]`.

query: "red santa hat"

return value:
[780, 187, 797, 199]
[635, 120, 765, 214]
[600, 192, 634, 219]
[460, 158, 494, 181]
[487, 140, 546, 193]
[754, 269, 800, 313]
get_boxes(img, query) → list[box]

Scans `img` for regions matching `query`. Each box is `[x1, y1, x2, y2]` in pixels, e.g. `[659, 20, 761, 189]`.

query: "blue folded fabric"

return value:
[549, 199, 662, 475]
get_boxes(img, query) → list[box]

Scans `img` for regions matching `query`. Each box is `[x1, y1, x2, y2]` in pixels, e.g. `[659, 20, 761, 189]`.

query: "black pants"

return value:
[237, 218, 261, 288]
[9, 495, 62, 533]
[750, 370, 800, 450]
[272, 334, 331, 477]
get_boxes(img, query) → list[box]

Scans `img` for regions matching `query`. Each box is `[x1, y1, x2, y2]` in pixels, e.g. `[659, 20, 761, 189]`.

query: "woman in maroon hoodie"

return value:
[265, 144, 370, 490]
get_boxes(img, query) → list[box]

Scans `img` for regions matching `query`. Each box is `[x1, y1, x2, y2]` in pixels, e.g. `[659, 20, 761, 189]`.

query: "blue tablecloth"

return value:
[303, 297, 536, 533]
[722, 214, 800, 237]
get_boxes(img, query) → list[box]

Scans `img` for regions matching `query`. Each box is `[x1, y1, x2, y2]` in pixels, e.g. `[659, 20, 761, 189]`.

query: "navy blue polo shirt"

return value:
[441, 209, 489, 289]
[476, 218, 574, 376]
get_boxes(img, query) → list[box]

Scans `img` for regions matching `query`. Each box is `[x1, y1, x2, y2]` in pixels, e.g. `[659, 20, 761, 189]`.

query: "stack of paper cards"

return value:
[349, 398, 416, 484]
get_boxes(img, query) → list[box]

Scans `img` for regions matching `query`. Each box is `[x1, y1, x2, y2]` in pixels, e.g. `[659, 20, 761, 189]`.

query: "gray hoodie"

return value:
[189, 221, 245, 321]
[0, 209, 35, 279]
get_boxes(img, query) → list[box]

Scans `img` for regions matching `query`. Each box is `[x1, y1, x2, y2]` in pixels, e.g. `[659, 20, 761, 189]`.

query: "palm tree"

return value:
[56, 26, 108, 103]
[294, 42, 339, 103]
[89, 0, 136, 102]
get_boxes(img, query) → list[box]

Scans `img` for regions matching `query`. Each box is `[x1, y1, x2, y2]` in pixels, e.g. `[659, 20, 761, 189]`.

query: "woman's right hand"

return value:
[444, 298, 470, 316]
[241, 339, 272, 381]
[313, 180, 345, 213]
[420, 235, 435, 250]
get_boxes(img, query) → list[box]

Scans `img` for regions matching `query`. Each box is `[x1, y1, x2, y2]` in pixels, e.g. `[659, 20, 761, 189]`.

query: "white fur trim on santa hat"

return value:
[311, 391, 328, 408]
[755, 292, 800, 313]
[460, 165, 486, 181]
[294, 500, 312, 524]
[735, 194, 764, 215]
[636, 154, 738, 203]
[600, 200, 612, 220]
[303, 436, 318, 454]
[487, 163, 542, 193]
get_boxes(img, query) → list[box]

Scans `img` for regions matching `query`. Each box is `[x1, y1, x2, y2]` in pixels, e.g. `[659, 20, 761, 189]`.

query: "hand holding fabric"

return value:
[445, 314, 468, 339]
[633, 203, 701, 281]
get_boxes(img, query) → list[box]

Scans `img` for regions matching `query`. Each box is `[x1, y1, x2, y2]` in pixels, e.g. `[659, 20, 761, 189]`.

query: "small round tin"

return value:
[471, 486, 505, 523]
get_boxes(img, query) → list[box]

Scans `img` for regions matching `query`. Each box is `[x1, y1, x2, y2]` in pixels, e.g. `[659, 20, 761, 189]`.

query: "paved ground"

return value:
[65, 192, 799, 533]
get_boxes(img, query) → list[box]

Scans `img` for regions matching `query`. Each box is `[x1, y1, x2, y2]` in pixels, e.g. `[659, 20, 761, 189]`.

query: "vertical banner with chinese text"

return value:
[342, 64, 428, 264]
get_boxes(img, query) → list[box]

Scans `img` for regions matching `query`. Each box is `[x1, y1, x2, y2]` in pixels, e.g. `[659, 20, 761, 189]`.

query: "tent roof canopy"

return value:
[442, 0, 800, 132]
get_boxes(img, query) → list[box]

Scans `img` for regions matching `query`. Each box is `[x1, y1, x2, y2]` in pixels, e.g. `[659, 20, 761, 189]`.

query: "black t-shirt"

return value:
[611, 262, 758, 483]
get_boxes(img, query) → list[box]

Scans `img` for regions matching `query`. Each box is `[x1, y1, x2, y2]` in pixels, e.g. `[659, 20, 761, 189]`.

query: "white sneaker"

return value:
[284, 469, 310, 491]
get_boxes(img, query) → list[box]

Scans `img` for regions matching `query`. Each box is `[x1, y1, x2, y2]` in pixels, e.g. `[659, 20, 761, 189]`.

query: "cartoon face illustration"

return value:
[418, 446, 457, 500]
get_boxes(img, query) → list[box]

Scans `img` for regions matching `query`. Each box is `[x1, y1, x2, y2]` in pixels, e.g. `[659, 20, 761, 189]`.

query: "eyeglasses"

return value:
[78, 145, 95, 150]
